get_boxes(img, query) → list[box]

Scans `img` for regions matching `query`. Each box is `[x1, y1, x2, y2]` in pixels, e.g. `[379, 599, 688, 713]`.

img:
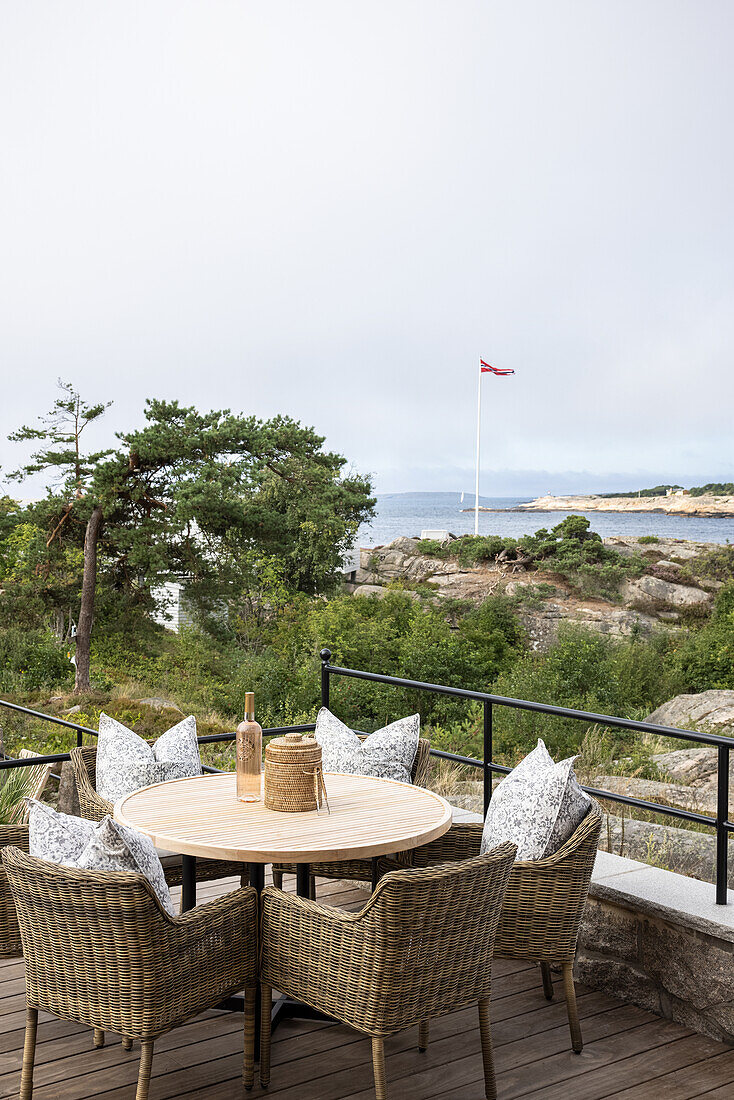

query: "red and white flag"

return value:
[480, 359, 514, 376]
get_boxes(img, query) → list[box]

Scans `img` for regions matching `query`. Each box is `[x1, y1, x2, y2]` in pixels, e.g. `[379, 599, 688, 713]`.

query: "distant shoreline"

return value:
[461, 493, 734, 518]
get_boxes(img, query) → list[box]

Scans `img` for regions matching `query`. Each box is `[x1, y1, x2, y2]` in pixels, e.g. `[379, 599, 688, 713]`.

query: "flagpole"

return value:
[474, 362, 482, 536]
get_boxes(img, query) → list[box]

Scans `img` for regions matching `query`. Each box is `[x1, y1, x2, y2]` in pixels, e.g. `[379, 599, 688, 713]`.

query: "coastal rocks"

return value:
[137, 697, 184, 714]
[599, 814, 728, 886]
[646, 691, 734, 736]
[517, 493, 734, 517]
[594, 774, 716, 816]
[519, 604, 659, 651]
[352, 583, 419, 601]
[604, 535, 717, 562]
[622, 574, 713, 610]
[356, 541, 500, 600]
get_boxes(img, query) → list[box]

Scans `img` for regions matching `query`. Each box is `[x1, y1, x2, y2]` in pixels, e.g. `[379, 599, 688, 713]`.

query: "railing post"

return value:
[320, 649, 332, 710]
[483, 701, 493, 816]
[716, 744, 729, 905]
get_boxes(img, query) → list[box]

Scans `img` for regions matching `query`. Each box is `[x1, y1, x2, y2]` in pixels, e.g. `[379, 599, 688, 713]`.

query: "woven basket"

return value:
[264, 733, 327, 812]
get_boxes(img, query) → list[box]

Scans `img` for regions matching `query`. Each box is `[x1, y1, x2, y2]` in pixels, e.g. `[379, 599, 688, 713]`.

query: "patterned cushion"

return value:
[26, 800, 174, 916]
[76, 816, 175, 916]
[96, 712, 201, 803]
[480, 739, 590, 860]
[26, 799, 96, 866]
[315, 707, 419, 784]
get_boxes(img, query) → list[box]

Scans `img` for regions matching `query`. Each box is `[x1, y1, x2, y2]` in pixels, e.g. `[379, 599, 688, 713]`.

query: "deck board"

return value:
[1, 875, 732, 1100]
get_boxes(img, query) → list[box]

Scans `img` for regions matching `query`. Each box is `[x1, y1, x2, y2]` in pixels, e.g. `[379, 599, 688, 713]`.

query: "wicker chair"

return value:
[0, 823, 29, 957]
[260, 841, 517, 1100]
[70, 745, 244, 892]
[380, 802, 603, 1053]
[271, 736, 431, 896]
[2, 846, 259, 1100]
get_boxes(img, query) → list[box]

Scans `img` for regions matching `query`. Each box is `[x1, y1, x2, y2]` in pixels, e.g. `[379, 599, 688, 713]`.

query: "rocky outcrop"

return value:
[353, 536, 720, 651]
[623, 574, 713, 610]
[647, 690, 734, 736]
[515, 493, 734, 516]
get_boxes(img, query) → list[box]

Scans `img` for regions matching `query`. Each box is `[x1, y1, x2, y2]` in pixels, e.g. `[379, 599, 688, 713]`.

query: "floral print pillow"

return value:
[480, 739, 590, 860]
[26, 799, 96, 866]
[96, 712, 201, 803]
[315, 707, 419, 784]
[76, 816, 175, 916]
[26, 801, 175, 915]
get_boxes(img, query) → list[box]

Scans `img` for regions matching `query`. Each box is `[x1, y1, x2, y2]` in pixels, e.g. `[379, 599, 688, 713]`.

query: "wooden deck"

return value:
[1, 873, 733, 1100]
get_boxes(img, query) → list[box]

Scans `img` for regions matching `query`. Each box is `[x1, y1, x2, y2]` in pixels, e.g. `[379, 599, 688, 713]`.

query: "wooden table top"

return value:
[114, 772, 452, 864]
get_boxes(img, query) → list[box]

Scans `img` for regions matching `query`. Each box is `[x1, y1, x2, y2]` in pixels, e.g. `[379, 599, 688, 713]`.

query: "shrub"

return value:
[0, 628, 74, 693]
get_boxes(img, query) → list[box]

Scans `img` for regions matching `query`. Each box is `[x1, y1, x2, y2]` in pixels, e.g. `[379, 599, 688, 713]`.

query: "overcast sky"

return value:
[1, 1, 732, 497]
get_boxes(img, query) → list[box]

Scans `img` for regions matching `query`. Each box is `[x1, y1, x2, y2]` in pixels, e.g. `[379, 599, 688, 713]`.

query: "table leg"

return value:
[181, 855, 197, 912]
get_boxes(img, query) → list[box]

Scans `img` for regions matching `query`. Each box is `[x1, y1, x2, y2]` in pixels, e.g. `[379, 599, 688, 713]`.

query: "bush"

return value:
[489, 626, 681, 762]
[418, 517, 644, 600]
[0, 628, 74, 693]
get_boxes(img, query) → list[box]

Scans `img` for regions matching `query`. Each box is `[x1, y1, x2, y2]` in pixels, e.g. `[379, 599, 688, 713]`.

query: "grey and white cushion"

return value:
[26, 799, 96, 866]
[314, 707, 419, 784]
[96, 712, 201, 803]
[75, 816, 175, 916]
[480, 739, 590, 860]
[26, 799, 175, 916]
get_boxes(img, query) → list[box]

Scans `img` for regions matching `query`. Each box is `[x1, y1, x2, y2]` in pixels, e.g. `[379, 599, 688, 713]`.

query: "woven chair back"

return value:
[359, 840, 516, 1032]
[2, 845, 172, 1034]
[495, 802, 603, 962]
[0, 825, 29, 956]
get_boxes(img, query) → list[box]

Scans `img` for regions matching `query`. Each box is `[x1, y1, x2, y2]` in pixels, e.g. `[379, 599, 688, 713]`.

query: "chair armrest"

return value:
[152, 886, 259, 1028]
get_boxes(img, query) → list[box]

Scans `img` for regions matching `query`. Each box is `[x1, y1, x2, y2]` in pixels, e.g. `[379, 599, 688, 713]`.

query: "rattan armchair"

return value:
[0, 823, 28, 957]
[380, 802, 603, 1053]
[260, 841, 517, 1100]
[2, 846, 259, 1100]
[271, 736, 431, 896]
[70, 745, 244, 892]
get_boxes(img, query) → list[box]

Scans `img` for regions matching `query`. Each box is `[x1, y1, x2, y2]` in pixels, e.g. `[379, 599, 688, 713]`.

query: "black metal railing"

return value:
[319, 648, 734, 905]
[1, 649, 732, 904]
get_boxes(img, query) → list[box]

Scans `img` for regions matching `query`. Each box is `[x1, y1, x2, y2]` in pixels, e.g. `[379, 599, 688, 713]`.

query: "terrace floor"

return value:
[1, 873, 733, 1100]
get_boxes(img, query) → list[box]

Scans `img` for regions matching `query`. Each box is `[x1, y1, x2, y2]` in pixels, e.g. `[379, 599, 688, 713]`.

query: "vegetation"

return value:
[599, 482, 734, 498]
[689, 482, 734, 496]
[5, 381, 375, 692]
[0, 768, 36, 825]
[599, 484, 683, 498]
[418, 515, 645, 600]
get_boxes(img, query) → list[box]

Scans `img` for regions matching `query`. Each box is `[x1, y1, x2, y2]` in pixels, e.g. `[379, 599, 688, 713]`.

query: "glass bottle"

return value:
[236, 692, 262, 802]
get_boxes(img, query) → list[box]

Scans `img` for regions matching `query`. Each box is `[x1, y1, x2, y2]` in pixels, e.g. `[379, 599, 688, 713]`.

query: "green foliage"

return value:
[0, 768, 37, 825]
[0, 629, 74, 693]
[666, 582, 734, 692]
[419, 516, 643, 601]
[637, 535, 660, 545]
[489, 626, 682, 761]
[600, 485, 683, 498]
[689, 483, 734, 497]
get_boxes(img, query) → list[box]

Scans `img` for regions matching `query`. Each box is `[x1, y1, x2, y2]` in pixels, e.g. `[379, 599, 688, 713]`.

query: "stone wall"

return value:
[576, 852, 734, 1044]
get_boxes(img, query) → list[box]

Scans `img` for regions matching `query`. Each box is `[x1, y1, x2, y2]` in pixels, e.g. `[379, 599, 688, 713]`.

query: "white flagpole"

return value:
[474, 362, 482, 536]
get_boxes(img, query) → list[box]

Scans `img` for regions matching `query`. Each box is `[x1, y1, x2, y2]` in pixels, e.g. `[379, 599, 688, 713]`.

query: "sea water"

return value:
[357, 492, 734, 550]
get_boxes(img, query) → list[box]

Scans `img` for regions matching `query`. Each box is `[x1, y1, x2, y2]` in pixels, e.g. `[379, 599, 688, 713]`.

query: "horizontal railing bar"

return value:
[325, 663, 734, 748]
[0, 699, 97, 737]
[0, 752, 72, 768]
[196, 723, 316, 746]
[426, 746, 733, 830]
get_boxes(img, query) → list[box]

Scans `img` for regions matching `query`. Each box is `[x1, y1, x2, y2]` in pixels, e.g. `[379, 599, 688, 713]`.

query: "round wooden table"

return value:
[115, 770, 452, 877]
[115, 771, 452, 1044]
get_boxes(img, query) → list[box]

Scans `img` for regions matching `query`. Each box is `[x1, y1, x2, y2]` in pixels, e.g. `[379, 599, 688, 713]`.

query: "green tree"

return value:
[9, 389, 374, 693]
